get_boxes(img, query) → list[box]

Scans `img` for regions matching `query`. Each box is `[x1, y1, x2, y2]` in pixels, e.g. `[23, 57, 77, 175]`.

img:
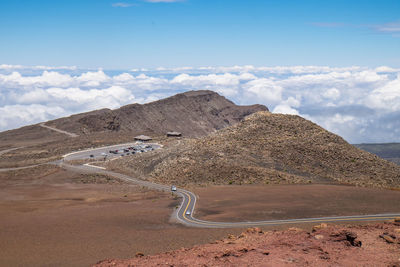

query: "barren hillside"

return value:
[143, 111, 400, 188]
[0, 90, 266, 167]
[46, 90, 268, 137]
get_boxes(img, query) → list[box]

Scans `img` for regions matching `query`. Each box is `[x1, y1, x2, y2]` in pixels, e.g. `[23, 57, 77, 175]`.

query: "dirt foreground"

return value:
[0, 168, 241, 267]
[193, 184, 400, 222]
[96, 221, 400, 266]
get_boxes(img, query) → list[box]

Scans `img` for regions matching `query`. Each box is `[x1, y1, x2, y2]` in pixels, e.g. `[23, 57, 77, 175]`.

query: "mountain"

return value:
[355, 143, 400, 165]
[148, 111, 400, 189]
[0, 90, 267, 167]
[46, 90, 268, 137]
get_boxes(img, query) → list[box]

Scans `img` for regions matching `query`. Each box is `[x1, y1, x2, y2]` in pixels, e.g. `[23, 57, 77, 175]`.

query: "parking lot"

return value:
[63, 142, 161, 161]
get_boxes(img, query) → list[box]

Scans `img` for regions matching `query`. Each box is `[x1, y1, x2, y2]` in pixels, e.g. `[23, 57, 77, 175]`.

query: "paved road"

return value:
[57, 145, 400, 228]
[2, 143, 399, 228]
[39, 123, 78, 138]
[176, 188, 400, 228]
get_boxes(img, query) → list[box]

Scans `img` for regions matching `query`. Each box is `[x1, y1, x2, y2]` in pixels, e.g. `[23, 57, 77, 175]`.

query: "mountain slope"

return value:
[355, 143, 400, 165]
[148, 111, 400, 189]
[0, 90, 267, 167]
[46, 90, 268, 137]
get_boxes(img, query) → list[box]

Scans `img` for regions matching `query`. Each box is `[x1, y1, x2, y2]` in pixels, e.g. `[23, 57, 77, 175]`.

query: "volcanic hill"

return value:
[0, 90, 267, 166]
[45, 90, 268, 137]
[141, 111, 400, 189]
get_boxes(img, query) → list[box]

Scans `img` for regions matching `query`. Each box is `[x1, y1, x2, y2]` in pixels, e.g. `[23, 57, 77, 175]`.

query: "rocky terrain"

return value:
[46, 90, 268, 137]
[95, 220, 400, 267]
[109, 111, 400, 189]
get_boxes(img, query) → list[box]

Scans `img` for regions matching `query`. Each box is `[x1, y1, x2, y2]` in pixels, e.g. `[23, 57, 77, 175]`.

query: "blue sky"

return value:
[0, 0, 399, 69]
[1, 0, 400, 143]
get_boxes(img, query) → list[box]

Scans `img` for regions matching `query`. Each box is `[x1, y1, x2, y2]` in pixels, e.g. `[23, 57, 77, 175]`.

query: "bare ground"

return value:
[95, 222, 400, 267]
[0, 167, 243, 267]
[1, 167, 400, 266]
[193, 184, 400, 222]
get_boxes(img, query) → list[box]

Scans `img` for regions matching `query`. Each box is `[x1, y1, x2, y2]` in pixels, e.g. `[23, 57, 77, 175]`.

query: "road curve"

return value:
[55, 145, 400, 228]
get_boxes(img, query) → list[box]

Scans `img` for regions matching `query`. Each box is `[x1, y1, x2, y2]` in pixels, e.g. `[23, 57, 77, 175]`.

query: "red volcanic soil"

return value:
[95, 222, 400, 267]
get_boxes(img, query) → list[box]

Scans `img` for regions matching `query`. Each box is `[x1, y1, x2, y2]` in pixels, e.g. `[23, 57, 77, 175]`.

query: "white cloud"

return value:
[365, 74, 400, 111]
[323, 88, 341, 100]
[76, 70, 110, 87]
[272, 104, 299, 115]
[1, 64, 400, 143]
[171, 73, 240, 87]
[375, 66, 400, 73]
[46, 86, 135, 110]
[0, 71, 74, 88]
[243, 78, 283, 104]
[374, 21, 400, 33]
[0, 64, 77, 70]
[113, 72, 135, 82]
[0, 104, 65, 130]
[112, 2, 133, 8]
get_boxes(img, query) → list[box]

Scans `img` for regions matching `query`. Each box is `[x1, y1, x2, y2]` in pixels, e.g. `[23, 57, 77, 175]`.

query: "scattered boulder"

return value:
[380, 233, 396, 244]
[227, 234, 236, 240]
[135, 252, 144, 258]
[167, 132, 182, 137]
[246, 227, 263, 234]
[330, 230, 362, 247]
[313, 223, 328, 232]
[288, 227, 303, 232]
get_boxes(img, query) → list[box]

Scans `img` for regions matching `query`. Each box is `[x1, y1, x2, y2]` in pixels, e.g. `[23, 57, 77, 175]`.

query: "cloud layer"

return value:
[1, 64, 399, 143]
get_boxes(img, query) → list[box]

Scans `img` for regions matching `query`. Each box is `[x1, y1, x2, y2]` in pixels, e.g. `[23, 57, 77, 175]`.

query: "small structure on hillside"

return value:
[134, 135, 152, 142]
[167, 131, 182, 137]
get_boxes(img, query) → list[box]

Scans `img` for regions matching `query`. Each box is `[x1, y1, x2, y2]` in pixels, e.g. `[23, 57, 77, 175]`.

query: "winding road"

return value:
[2, 143, 400, 228]
[57, 144, 400, 228]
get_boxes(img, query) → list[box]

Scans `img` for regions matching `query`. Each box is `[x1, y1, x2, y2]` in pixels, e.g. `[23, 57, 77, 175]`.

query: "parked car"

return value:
[89, 154, 94, 158]
[171, 185, 177, 191]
